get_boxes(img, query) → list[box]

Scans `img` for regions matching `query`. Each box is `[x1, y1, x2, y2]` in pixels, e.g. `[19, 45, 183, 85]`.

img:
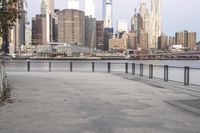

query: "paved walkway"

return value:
[0, 72, 200, 133]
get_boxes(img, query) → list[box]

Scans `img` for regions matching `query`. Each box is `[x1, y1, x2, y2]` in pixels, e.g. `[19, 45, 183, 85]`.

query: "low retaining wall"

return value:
[0, 64, 8, 98]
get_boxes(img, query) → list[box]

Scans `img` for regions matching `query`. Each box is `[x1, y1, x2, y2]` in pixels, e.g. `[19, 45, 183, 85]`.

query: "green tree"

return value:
[0, 0, 19, 54]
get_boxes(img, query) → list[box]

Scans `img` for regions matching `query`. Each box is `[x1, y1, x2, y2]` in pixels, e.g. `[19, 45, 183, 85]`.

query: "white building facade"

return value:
[102, 0, 113, 28]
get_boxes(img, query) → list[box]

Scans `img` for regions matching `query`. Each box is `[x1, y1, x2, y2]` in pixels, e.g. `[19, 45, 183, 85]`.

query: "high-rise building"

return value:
[109, 32, 128, 51]
[25, 22, 32, 46]
[103, 0, 113, 28]
[188, 32, 196, 49]
[150, 0, 162, 49]
[175, 31, 196, 49]
[67, 0, 79, 10]
[32, 14, 47, 45]
[85, 0, 95, 18]
[158, 33, 168, 50]
[41, 0, 54, 14]
[128, 32, 137, 49]
[104, 28, 114, 51]
[58, 9, 85, 46]
[168, 36, 175, 46]
[139, 30, 148, 51]
[52, 9, 60, 42]
[117, 20, 128, 33]
[41, 0, 55, 43]
[85, 16, 96, 49]
[9, 0, 26, 53]
[96, 21, 104, 50]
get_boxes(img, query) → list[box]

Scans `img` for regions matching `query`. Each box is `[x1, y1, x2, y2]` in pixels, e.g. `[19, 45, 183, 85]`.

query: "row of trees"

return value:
[0, 0, 20, 54]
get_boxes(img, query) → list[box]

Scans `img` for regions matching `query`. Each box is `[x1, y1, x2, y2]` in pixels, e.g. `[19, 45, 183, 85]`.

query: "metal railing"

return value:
[3, 60, 200, 86]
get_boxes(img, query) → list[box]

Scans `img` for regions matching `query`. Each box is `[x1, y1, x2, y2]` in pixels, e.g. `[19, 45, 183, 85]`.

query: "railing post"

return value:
[149, 64, 153, 79]
[125, 62, 128, 74]
[184, 66, 190, 86]
[108, 62, 111, 73]
[164, 65, 168, 82]
[92, 62, 95, 72]
[140, 64, 143, 76]
[70, 62, 73, 72]
[49, 61, 52, 72]
[27, 60, 30, 72]
[132, 63, 135, 75]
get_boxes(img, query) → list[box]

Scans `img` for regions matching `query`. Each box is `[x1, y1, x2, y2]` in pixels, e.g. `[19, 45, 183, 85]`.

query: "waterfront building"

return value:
[104, 28, 114, 51]
[175, 31, 196, 49]
[96, 21, 104, 50]
[25, 22, 32, 46]
[85, 0, 95, 18]
[52, 9, 60, 42]
[109, 32, 128, 51]
[103, 0, 113, 28]
[32, 14, 47, 45]
[188, 32, 196, 49]
[117, 20, 128, 33]
[158, 33, 168, 51]
[128, 32, 137, 49]
[67, 0, 79, 10]
[168, 36, 175, 46]
[85, 16, 96, 49]
[58, 9, 85, 46]
[139, 30, 148, 52]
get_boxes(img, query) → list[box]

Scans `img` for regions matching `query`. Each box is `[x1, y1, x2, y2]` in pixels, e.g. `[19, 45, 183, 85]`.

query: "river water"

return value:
[3, 60, 200, 86]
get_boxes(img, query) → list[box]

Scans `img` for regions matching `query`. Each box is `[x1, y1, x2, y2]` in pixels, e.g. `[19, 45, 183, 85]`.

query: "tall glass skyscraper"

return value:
[41, 0, 55, 43]
[102, 0, 113, 28]
[150, 0, 162, 49]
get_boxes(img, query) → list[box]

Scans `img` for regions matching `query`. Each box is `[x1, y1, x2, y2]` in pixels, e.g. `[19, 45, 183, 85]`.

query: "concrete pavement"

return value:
[0, 72, 200, 133]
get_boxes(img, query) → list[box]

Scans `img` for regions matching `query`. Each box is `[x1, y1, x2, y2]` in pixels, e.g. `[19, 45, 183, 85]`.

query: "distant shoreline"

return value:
[1, 57, 200, 61]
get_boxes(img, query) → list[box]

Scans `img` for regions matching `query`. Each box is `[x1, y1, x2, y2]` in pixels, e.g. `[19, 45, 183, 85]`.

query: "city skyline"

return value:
[27, 0, 200, 41]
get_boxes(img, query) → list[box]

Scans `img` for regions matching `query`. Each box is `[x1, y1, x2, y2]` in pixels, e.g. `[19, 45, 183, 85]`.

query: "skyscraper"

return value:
[175, 31, 196, 49]
[102, 0, 113, 28]
[41, 0, 55, 43]
[85, 0, 95, 18]
[85, 16, 96, 49]
[150, 0, 162, 49]
[41, 0, 54, 14]
[58, 9, 85, 46]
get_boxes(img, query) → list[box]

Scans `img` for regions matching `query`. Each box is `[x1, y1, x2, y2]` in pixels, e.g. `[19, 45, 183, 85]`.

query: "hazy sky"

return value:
[27, 0, 200, 41]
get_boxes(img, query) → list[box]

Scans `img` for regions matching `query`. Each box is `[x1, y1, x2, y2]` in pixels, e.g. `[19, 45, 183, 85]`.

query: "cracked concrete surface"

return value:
[0, 72, 200, 133]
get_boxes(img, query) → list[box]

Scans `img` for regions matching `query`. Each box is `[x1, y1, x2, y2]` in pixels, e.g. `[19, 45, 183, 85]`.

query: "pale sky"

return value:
[27, 0, 200, 41]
